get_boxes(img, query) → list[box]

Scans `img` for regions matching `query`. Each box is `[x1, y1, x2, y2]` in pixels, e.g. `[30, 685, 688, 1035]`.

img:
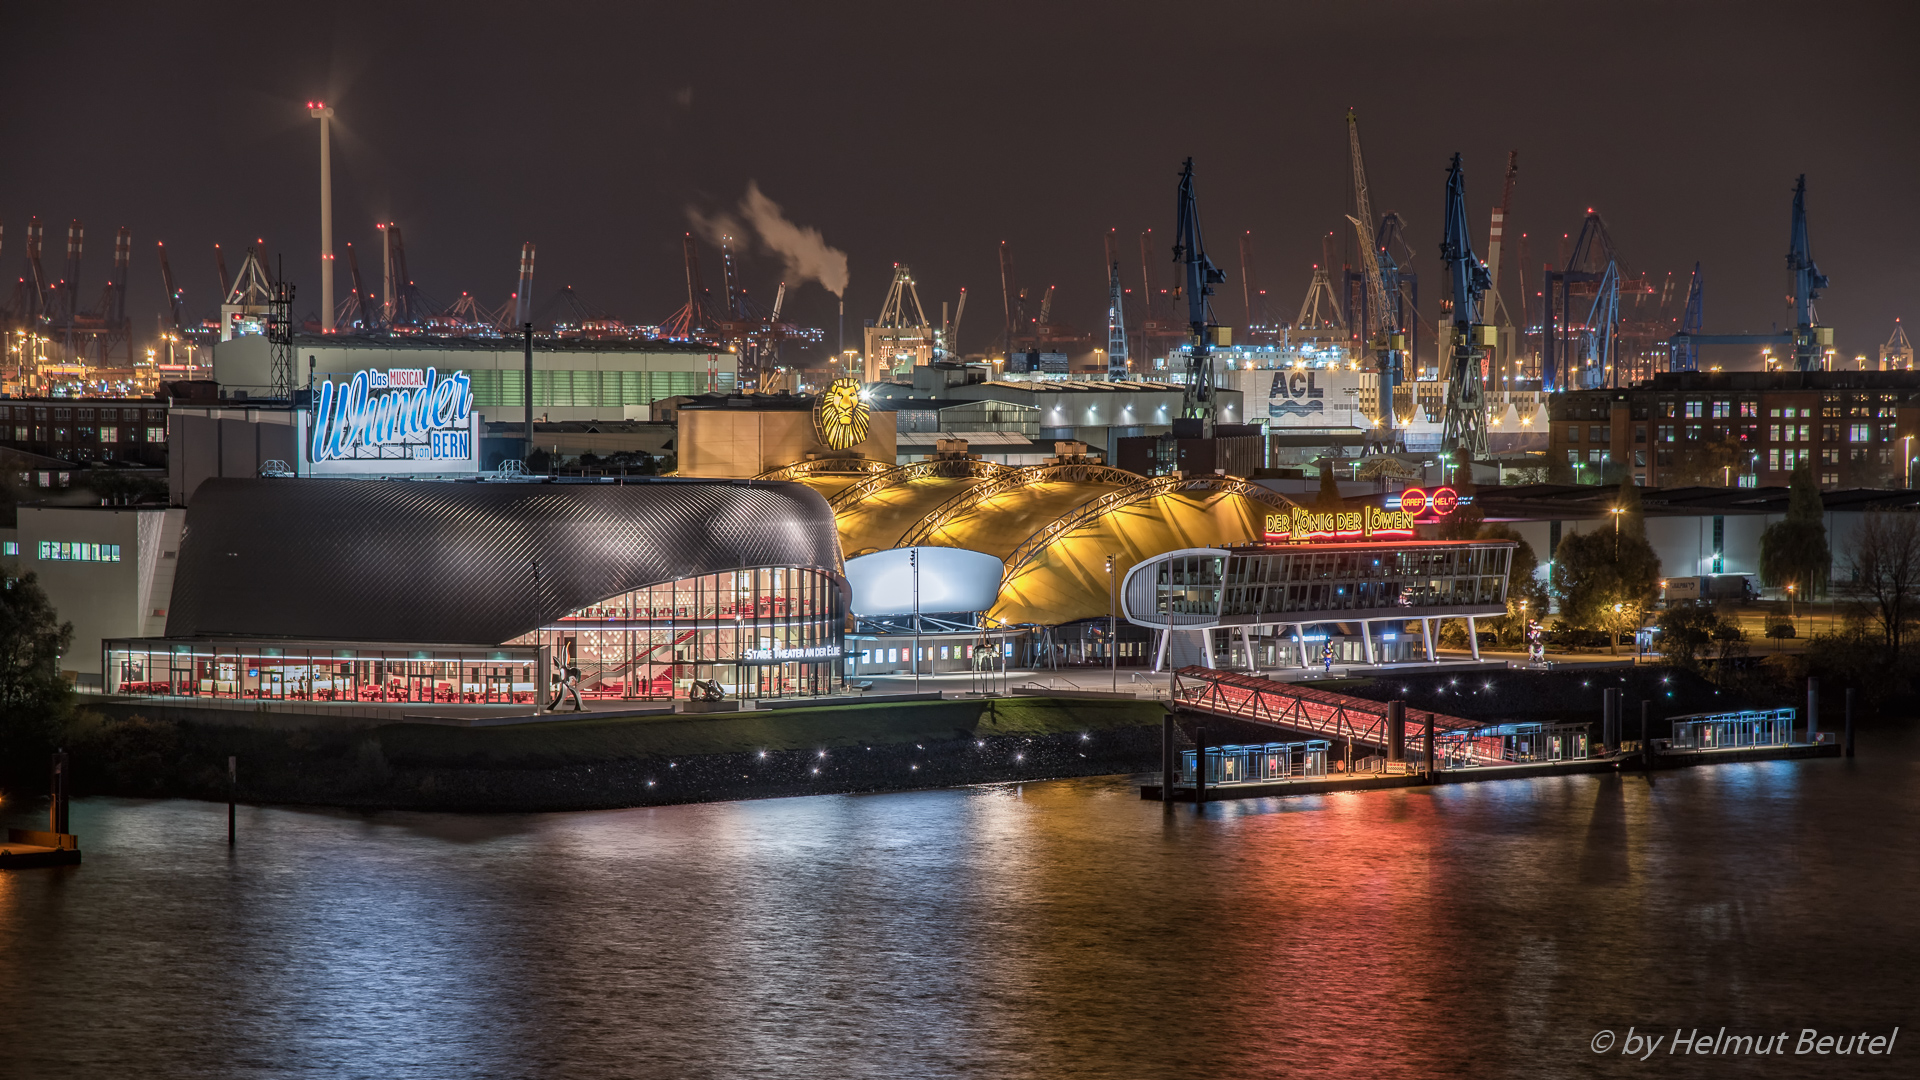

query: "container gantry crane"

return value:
[1439, 153, 1494, 463]
[1667, 175, 1832, 371]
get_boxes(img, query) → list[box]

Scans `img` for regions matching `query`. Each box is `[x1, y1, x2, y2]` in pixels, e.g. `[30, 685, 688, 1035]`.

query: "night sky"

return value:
[3, 0, 1916, 364]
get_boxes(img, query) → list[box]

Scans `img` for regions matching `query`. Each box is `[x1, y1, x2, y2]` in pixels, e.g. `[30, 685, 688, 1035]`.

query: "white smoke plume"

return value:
[686, 182, 849, 298]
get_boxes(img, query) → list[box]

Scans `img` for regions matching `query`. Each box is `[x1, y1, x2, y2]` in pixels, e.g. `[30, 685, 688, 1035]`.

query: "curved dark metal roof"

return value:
[166, 478, 845, 645]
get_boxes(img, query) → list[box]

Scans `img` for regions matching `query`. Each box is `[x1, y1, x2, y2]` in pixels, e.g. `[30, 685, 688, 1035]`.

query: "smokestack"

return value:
[65, 220, 84, 325]
[113, 226, 131, 321]
[380, 223, 393, 321]
[514, 242, 535, 326]
[309, 101, 336, 332]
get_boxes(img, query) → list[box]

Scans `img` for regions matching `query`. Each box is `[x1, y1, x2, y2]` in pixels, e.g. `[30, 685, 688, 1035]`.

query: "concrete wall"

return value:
[678, 409, 897, 479]
[168, 408, 297, 505]
[18, 506, 184, 680]
[213, 336, 737, 423]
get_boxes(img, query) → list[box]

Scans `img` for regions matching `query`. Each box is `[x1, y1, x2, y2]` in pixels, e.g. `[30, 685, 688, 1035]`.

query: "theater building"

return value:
[104, 477, 847, 705]
[1122, 499, 1516, 670]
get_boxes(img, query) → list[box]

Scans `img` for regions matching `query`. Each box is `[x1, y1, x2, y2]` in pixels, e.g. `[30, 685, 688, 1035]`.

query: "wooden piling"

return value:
[1161, 714, 1175, 803]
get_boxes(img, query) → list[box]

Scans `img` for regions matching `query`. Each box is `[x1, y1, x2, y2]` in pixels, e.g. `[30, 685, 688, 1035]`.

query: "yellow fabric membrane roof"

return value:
[789, 467, 1296, 626]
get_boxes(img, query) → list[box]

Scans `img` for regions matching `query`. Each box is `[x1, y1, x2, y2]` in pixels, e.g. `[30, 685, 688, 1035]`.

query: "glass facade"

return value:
[507, 566, 844, 700]
[103, 641, 541, 704]
[105, 566, 844, 704]
[1135, 542, 1514, 623]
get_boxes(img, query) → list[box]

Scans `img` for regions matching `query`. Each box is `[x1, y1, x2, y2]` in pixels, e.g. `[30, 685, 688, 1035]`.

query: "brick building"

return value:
[0, 398, 170, 467]
[1548, 371, 1920, 490]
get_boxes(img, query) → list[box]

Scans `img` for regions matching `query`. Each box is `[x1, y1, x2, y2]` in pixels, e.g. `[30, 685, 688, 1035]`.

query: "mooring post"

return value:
[1194, 725, 1206, 806]
[1640, 700, 1651, 769]
[227, 755, 237, 847]
[1845, 688, 1855, 758]
[1806, 676, 1820, 744]
[1387, 700, 1405, 768]
[1161, 714, 1175, 803]
[1423, 712, 1436, 780]
[49, 749, 69, 835]
[1603, 687, 1620, 752]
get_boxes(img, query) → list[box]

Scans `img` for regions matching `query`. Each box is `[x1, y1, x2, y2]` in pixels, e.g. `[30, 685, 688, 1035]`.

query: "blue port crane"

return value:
[1439, 153, 1493, 461]
[1172, 158, 1227, 423]
[1667, 175, 1832, 371]
[1672, 263, 1704, 372]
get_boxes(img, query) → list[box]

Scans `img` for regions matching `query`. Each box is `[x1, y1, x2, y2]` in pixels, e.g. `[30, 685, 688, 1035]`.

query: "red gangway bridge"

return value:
[1171, 667, 1512, 765]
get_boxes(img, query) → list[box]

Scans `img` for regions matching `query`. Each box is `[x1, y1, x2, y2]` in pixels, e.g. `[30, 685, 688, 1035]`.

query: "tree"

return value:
[1843, 510, 1920, 657]
[1760, 464, 1831, 597]
[1551, 483, 1662, 654]
[1313, 463, 1343, 511]
[1480, 523, 1549, 644]
[1664, 434, 1746, 487]
[1658, 603, 1748, 673]
[0, 573, 73, 785]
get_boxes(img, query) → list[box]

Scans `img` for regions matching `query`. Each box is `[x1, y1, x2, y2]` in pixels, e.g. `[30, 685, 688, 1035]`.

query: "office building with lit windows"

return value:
[1549, 371, 1920, 489]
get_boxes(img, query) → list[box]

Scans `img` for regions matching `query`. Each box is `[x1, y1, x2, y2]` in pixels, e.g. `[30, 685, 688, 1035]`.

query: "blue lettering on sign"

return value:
[1268, 370, 1326, 418]
[310, 367, 472, 462]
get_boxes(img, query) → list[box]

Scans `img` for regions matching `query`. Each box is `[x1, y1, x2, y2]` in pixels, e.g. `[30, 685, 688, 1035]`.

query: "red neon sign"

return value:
[1430, 486, 1460, 516]
[1399, 487, 1428, 515]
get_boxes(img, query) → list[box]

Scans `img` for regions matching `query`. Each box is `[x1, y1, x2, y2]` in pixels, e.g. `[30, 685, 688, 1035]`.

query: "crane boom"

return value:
[157, 241, 185, 332]
[1346, 112, 1391, 344]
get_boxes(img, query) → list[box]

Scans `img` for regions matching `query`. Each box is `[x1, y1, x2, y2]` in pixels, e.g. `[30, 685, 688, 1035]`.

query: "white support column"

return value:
[1200, 628, 1215, 669]
[1296, 625, 1311, 667]
[1243, 626, 1259, 671]
[1361, 619, 1377, 665]
[1467, 616, 1482, 661]
[1422, 618, 1437, 662]
[1153, 627, 1170, 672]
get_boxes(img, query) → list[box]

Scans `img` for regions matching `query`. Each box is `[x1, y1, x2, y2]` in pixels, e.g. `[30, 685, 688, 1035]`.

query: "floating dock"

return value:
[0, 828, 82, 869]
[1141, 741, 1842, 802]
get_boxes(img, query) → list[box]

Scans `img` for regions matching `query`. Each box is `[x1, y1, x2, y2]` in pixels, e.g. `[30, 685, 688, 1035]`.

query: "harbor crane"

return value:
[1439, 153, 1494, 463]
[1667, 175, 1832, 371]
[1345, 111, 1403, 449]
[1172, 157, 1227, 425]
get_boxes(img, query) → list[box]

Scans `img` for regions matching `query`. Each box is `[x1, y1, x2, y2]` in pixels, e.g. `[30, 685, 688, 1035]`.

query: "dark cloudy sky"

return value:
[3, 0, 1916, 364]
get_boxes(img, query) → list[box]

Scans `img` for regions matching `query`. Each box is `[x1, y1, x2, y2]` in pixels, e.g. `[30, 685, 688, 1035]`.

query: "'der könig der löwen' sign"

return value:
[1265, 504, 1419, 543]
[300, 367, 480, 476]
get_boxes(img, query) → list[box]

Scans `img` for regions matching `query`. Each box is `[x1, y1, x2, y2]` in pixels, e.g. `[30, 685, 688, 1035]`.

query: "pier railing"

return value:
[1170, 666, 1513, 765]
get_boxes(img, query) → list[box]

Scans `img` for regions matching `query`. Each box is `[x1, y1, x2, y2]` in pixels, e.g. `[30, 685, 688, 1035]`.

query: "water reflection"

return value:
[1, 733, 1916, 1078]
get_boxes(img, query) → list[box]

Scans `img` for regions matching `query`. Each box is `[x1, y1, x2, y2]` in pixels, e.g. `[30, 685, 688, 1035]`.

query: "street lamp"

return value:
[1904, 434, 1914, 489]
[1609, 506, 1625, 557]
[1105, 554, 1119, 692]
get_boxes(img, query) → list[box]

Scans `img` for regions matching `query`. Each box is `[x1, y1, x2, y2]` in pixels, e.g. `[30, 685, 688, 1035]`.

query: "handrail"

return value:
[893, 462, 1142, 548]
[826, 457, 1014, 512]
[754, 457, 893, 483]
[1000, 474, 1297, 580]
[1171, 666, 1511, 763]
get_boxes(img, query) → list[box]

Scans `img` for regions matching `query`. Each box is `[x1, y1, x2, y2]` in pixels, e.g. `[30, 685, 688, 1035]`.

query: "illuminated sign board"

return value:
[298, 367, 480, 477]
[1387, 486, 1472, 517]
[740, 644, 844, 663]
[1264, 505, 1418, 543]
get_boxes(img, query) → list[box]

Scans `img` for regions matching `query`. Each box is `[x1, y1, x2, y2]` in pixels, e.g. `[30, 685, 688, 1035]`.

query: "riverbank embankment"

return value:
[64, 696, 1169, 812]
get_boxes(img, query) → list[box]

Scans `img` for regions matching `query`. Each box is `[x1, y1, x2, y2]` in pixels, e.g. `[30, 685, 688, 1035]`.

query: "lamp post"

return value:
[1904, 435, 1914, 489]
[1609, 506, 1624, 558]
[1106, 554, 1118, 692]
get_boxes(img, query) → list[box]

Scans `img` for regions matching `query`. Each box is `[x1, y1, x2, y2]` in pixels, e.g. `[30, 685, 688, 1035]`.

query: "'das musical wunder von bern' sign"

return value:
[303, 367, 478, 475]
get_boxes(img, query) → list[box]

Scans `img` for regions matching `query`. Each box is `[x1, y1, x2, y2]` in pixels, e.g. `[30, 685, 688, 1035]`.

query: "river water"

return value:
[3, 733, 1916, 1079]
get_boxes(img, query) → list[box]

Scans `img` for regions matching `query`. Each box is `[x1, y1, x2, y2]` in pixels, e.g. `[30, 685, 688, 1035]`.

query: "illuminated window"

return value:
[37, 541, 122, 562]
